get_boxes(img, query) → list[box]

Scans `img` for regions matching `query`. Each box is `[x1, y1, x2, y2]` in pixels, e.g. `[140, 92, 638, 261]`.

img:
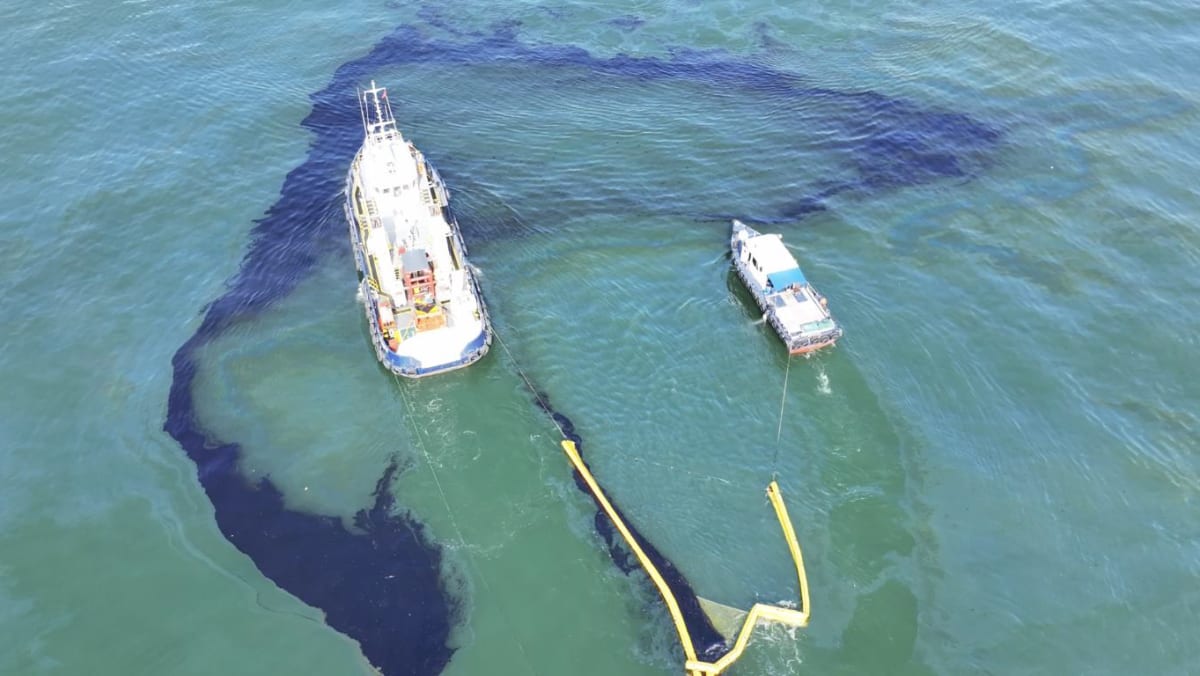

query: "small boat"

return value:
[344, 82, 492, 377]
[730, 219, 843, 355]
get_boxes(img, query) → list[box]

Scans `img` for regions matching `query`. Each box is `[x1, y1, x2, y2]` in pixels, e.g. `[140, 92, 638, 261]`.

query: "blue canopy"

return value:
[767, 267, 807, 291]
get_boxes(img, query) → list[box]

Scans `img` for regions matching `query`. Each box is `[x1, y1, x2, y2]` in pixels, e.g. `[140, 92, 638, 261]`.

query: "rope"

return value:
[491, 329, 568, 440]
[390, 371, 541, 676]
[773, 355, 791, 467]
[485, 328, 812, 676]
[625, 455, 734, 487]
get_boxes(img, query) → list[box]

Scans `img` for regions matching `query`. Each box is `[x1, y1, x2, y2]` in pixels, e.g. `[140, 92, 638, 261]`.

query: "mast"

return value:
[359, 80, 402, 144]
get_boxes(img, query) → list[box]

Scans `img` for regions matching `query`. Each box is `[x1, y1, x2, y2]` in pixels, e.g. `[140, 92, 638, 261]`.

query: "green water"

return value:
[2, 1, 1198, 674]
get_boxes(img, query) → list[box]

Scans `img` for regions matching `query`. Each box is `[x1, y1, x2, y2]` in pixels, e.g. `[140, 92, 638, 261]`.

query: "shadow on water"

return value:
[164, 16, 1000, 675]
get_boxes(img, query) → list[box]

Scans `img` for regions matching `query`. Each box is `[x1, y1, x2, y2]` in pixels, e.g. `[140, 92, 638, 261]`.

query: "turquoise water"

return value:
[3, 1, 1198, 674]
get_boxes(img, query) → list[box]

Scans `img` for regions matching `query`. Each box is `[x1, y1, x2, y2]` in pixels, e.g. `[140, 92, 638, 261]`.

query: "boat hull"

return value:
[344, 174, 492, 378]
[789, 336, 839, 356]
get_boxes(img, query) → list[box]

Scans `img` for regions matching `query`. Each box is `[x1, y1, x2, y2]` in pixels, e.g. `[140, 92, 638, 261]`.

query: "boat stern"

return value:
[382, 323, 492, 378]
[787, 325, 844, 355]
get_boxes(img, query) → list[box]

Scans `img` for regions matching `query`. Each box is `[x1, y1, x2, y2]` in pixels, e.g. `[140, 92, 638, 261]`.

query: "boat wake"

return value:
[817, 365, 832, 395]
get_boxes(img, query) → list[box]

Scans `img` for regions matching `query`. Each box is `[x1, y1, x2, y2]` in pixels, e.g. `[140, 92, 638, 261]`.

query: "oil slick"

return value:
[164, 13, 1000, 675]
[528, 390, 729, 660]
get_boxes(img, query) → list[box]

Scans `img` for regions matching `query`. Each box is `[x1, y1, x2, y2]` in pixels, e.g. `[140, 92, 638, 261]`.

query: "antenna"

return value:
[372, 81, 385, 136]
[358, 80, 400, 143]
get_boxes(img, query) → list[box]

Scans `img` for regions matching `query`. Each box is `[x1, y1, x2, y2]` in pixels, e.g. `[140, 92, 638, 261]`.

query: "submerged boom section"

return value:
[344, 81, 492, 377]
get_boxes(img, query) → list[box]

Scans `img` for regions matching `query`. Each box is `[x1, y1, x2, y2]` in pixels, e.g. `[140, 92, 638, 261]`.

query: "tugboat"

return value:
[730, 219, 843, 355]
[344, 82, 491, 377]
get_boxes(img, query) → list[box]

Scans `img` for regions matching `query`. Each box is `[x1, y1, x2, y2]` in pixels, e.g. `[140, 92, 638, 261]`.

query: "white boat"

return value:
[730, 219, 843, 355]
[344, 82, 491, 377]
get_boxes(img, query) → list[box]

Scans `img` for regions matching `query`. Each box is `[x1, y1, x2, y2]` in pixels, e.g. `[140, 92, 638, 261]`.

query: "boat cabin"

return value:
[400, 248, 445, 331]
[737, 233, 808, 295]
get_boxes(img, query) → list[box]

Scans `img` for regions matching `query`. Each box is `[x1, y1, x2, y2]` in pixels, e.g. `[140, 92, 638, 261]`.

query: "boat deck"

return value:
[392, 323, 485, 366]
[770, 289, 828, 334]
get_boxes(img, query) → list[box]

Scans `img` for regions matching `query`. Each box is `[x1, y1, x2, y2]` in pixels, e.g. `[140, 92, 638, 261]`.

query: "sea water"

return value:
[2, 1, 1197, 674]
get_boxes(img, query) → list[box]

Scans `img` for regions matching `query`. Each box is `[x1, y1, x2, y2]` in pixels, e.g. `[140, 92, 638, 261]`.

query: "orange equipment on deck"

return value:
[402, 249, 445, 331]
